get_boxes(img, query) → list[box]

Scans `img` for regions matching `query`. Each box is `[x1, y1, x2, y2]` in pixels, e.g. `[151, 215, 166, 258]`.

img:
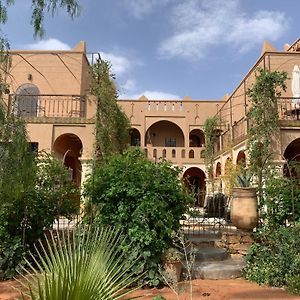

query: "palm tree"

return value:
[19, 227, 142, 300]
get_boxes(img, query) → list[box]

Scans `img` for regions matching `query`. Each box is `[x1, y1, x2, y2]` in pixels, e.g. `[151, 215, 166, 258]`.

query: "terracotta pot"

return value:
[164, 261, 182, 282]
[230, 187, 258, 230]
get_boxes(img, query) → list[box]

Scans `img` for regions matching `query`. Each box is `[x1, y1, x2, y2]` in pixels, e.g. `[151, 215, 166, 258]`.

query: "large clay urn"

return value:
[230, 187, 258, 230]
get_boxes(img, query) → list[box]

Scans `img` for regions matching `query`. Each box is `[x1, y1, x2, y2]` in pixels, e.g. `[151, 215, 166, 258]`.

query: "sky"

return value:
[1, 0, 300, 100]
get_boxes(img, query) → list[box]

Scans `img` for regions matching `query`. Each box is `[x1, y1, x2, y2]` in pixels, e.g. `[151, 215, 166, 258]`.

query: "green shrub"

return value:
[0, 107, 80, 278]
[245, 225, 300, 292]
[84, 148, 192, 286]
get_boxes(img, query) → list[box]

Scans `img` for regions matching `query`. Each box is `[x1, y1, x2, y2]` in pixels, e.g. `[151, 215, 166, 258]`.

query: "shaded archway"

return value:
[236, 150, 246, 167]
[130, 128, 141, 146]
[189, 129, 205, 147]
[183, 167, 206, 207]
[284, 138, 300, 177]
[215, 162, 221, 177]
[53, 133, 83, 187]
[145, 120, 184, 147]
[15, 83, 39, 117]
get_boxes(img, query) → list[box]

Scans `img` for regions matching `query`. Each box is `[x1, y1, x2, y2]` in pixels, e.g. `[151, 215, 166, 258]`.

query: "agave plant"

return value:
[18, 227, 142, 300]
[236, 169, 253, 187]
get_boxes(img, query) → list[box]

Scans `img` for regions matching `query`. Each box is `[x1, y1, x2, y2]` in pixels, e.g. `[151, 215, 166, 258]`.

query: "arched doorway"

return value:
[130, 128, 141, 146]
[236, 151, 246, 167]
[183, 167, 206, 207]
[15, 83, 39, 117]
[215, 162, 221, 177]
[53, 133, 83, 187]
[189, 129, 205, 147]
[284, 138, 300, 177]
[145, 120, 184, 147]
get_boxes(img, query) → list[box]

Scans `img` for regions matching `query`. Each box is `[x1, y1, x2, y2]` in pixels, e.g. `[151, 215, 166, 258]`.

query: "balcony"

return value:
[278, 97, 300, 122]
[144, 146, 206, 164]
[9, 94, 87, 119]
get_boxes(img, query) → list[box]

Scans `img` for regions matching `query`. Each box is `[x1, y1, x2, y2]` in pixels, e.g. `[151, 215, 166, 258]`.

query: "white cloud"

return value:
[121, 78, 137, 92]
[122, 0, 172, 18]
[24, 38, 71, 50]
[159, 0, 289, 59]
[99, 52, 131, 77]
[119, 90, 180, 100]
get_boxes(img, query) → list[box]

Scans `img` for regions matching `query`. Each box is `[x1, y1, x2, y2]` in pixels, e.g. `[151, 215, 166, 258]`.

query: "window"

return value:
[165, 138, 176, 147]
[172, 149, 176, 158]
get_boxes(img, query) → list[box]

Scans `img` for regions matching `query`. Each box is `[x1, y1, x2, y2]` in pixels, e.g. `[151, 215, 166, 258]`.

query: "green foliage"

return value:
[246, 68, 288, 202]
[203, 116, 218, 180]
[84, 148, 192, 286]
[262, 165, 300, 227]
[245, 225, 300, 293]
[0, 104, 80, 278]
[152, 296, 167, 300]
[236, 168, 252, 187]
[0, 0, 80, 37]
[90, 59, 130, 163]
[20, 227, 141, 300]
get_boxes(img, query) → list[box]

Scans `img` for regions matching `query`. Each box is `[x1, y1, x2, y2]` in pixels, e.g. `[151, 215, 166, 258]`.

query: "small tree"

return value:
[204, 116, 219, 193]
[84, 148, 192, 286]
[90, 59, 130, 163]
[246, 68, 288, 205]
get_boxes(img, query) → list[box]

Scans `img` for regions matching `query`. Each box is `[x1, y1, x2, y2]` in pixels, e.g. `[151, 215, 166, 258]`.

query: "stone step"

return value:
[192, 247, 229, 262]
[185, 230, 220, 239]
[192, 257, 245, 280]
[187, 235, 219, 248]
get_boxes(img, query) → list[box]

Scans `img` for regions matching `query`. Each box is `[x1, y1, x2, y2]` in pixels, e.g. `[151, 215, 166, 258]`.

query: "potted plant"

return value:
[230, 169, 258, 231]
[162, 247, 183, 282]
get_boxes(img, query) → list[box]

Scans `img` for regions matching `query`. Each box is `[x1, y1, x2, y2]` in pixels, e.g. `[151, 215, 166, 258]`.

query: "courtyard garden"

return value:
[0, 2, 300, 299]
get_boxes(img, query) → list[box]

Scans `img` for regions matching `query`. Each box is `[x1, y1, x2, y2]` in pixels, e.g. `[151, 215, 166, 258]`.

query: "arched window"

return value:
[153, 149, 157, 158]
[189, 150, 194, 159]
[162, 149, 166, 158]
[172, 149, 176, 158]
[15, 84, 39, 117]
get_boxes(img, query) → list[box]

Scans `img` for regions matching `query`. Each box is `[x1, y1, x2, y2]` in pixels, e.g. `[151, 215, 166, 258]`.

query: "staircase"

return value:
[185, 231, 246, 280]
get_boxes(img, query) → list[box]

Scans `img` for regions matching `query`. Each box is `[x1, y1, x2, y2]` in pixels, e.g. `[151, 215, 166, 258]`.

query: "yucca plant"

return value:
[18, 227, 142, 300]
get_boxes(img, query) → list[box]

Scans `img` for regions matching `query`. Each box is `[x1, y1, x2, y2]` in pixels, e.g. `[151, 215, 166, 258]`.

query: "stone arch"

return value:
[130, 128, 141, 146]
[189, 129, 205, 147]
[145, 120, 184, 147]
[284, 138, 300, 177]
[183, 167, 206, 207]
[15, 83, 39, 117]
[53, 133, 83, 187]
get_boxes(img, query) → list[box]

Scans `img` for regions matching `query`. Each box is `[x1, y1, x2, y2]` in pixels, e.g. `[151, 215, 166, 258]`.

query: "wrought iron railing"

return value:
[9, 94, 87, 118]
[277, 97, 300, 121]
[232, 117, 247, 143]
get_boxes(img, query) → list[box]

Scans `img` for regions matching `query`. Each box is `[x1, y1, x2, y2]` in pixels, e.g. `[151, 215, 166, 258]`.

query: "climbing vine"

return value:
[246, 68, 288, 202]
[90, 59, 130, 163]
[204, 116, 219, 184]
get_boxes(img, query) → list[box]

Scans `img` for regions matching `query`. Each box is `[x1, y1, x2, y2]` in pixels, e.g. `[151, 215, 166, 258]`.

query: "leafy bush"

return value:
[84, 148, 192, 286]
[245, 225, 300, 293]
[0, 105, 80, 278]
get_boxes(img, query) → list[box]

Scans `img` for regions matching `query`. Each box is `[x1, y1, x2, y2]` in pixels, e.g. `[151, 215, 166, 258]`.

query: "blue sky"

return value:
[2, 0, 300, 100]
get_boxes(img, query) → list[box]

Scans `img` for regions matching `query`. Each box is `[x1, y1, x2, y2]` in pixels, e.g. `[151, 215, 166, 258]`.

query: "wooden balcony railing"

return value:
[9, 94, 87, 118]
